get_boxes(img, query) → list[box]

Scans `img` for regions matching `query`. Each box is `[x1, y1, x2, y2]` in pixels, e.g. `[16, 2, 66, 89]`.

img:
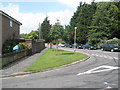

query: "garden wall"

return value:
[25, 39, 45, 54]
[1, 40, 45, 68]
[1, 49, 32, 68]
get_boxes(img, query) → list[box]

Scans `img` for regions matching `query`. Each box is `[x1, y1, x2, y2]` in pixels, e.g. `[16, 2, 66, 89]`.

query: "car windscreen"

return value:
[109, 44, 117, 47]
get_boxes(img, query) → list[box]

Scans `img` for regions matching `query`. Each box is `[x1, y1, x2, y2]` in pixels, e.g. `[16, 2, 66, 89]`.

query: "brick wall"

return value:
[25, 39, 45, 54]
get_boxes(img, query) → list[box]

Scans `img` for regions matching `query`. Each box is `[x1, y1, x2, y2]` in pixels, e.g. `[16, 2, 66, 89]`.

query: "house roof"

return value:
[0, 10, 22, 25]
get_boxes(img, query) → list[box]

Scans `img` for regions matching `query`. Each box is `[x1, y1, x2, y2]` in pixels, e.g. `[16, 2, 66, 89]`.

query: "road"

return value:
[1, 47, 120, 89]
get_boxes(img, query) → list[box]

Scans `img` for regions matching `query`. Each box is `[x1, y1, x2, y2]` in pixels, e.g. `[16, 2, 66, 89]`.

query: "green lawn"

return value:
[25, 48, 89, 72]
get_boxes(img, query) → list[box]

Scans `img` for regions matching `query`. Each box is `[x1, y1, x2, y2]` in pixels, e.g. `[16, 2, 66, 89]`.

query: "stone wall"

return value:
[1, 49, 32, 68]
[32, 40, 45, 54]
[0, 39, 45, 68]
[25, 39, 45, 54]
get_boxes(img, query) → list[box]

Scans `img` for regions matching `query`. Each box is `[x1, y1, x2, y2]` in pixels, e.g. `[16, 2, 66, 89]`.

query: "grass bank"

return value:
[25, 48, 89, 72]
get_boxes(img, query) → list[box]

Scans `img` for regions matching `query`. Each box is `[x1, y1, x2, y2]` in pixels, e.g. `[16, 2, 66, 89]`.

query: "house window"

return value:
[10, 20, 12, 27]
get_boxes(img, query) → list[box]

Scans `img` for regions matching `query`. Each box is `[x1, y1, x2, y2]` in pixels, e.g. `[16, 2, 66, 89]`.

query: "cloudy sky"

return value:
[0, 0, 111, 34]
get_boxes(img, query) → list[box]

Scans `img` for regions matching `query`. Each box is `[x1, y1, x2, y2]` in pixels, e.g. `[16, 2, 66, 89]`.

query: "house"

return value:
[0, 10, 22, 56]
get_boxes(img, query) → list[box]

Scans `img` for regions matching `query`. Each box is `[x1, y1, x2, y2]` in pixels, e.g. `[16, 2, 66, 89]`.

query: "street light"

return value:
[74, 27, 77, 52]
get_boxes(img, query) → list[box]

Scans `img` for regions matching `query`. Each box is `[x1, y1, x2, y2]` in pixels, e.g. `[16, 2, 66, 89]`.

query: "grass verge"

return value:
[25, 48, 89, 72]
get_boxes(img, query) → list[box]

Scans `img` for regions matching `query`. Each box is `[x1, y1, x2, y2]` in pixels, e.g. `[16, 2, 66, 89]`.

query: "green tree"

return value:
[110, 2, 120, 39]
[88, 2, 120, 46]
[62, 25, 72, 44]
[27, 30, 39, 39]
[50, 19, 64, 55]
[67, 2, 97, 44]
[40, 17, 51, 42]
[20, 33, 28, 39]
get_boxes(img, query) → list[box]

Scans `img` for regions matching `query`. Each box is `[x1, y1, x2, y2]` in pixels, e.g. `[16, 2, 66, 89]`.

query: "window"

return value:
[10, 20, 12, 27]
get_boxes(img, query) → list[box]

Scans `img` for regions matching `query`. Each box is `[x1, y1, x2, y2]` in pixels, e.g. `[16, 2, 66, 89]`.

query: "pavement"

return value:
[0, 48, 48, 78]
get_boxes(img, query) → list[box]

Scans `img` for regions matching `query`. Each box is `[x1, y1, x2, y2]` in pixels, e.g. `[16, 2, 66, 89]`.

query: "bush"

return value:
[2, 39, 19, 54]
[18, 43, 31, 50]
[2, 39, 32, 54]
[107, 39, 120, 46]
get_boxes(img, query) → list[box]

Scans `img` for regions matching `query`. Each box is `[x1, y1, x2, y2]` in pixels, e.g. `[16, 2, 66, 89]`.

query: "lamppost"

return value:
[74, 27, 77, 52]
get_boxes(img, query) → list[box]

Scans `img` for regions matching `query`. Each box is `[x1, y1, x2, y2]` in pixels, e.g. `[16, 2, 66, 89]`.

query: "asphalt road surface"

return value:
[1, 47, 120, 89]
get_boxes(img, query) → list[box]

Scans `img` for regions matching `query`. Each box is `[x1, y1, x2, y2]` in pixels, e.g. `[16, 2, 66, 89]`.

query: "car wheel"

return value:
[101, 48, 104, 51]
[111, 49, 114, 52]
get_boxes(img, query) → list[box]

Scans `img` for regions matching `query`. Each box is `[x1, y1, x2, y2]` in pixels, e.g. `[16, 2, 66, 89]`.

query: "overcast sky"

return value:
[0, 0, 111, 34]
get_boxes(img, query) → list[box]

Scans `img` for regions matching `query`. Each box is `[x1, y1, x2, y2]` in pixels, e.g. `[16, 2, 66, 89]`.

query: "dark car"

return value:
[73, 43, 78, 48]
[83, 44, 97, 50]
[100, 44, 120, 52]
[69, 44, 73, 48]
[70, 43, 79, 48]
[64, 44, 70, 47]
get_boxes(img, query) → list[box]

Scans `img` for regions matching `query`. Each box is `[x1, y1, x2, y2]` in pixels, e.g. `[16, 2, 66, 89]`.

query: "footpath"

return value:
[0, 48, 48, 78]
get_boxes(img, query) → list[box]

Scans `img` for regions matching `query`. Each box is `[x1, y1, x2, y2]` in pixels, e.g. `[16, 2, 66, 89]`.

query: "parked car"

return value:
[69, 44, 73, 48]
[77, 44, 83, 49]
[83, 44, 97, 50]
[69, 43, 78, 48]
[100, 44, 120, 52]
[58, 43, 65, 47]
[73, 43, 78, 48]
[64, 44, 70, 47]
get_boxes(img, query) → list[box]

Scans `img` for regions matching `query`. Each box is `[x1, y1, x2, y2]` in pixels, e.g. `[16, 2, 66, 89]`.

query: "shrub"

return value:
[2, 39, 19, 54]
[2, 39, 32, 54]
[18, 43, 31, 50]
[107, 39, 120, 46]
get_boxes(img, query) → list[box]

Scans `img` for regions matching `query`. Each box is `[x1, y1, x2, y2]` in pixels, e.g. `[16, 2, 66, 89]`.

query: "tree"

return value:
[110, 2, 120, 39]
[27, 30, 39, 39]
[20, 31, 39, 39]
[67, 2, 97, 44]
[88, 2, 120, 46]
[40, 17, 51, 42]
[20, 33, 28, 39]
[50, 19, 64, 55]
[62, 25, 72, 44]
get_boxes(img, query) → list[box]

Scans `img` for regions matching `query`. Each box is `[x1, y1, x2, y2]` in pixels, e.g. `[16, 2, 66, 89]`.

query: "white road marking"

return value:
[96, 54, 99, 56]
[91, 54, 94, 56]
[99, 55, 103, 57]
[103, 55, 108, 58]
[108, 57, 113, 59]
[77, 65, 119, 76]
[113, 57, 118, 60]
[91, 54, 119, 60]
